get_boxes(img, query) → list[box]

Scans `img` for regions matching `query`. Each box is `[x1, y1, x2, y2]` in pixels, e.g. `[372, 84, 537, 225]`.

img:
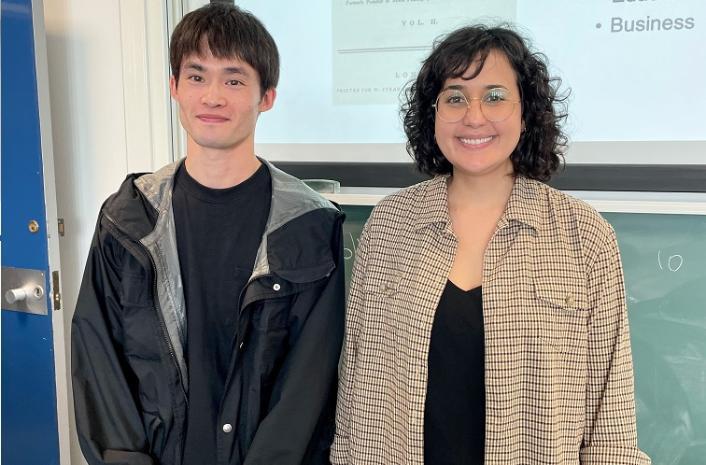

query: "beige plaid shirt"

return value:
[332, 175, 650, 465]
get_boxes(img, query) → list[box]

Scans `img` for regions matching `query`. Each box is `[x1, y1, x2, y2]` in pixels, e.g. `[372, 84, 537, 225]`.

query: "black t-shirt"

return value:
[173, 162, 271, 465]
[424, 281, 485, 465]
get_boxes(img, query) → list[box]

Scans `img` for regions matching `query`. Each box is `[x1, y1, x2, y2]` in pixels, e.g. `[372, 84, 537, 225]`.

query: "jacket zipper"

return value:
[232, 276, 256, 351]
[103, 212, 189, 406]
[147, 251, 189, 405]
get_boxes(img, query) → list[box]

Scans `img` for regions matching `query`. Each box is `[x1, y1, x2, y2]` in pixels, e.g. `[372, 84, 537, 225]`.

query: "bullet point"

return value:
[596, 23, 602, 29]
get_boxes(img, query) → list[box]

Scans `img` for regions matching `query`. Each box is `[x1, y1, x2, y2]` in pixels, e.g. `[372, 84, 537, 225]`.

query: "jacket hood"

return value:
[101, 157, 341, 279]
[100, 171, 159, 240]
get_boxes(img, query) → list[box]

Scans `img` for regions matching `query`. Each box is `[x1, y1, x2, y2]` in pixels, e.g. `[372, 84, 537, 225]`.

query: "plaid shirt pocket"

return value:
[534, 277, 590, 358]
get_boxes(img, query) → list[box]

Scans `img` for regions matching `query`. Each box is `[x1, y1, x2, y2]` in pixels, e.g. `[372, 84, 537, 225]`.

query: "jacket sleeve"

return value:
[72, 221, 154, 465]
[330, 220, 369, 465]
[243, 217, 346, 465]
[579, 227, 651, 465]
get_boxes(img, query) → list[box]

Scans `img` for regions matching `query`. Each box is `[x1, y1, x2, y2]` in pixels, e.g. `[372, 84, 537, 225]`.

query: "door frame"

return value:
[30, 0, 71, 462]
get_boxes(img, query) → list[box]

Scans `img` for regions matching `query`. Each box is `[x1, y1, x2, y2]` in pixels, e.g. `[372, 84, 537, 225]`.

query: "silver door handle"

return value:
[5, 285, 45, 304]
[2, 267, 48, 315]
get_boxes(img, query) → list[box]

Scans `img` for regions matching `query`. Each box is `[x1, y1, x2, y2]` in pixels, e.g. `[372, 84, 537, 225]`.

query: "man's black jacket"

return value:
[72, 159, 345, 465]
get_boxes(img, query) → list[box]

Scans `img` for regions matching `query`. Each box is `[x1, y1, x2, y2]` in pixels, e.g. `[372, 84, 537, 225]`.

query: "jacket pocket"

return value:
[534, 277, 590, 357]
[120, 274, 163, 361]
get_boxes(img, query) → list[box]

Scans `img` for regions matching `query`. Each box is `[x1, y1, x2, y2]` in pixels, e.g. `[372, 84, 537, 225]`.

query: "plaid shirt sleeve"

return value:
[580, 226, 651, 465]
[331, 221, 370, 464]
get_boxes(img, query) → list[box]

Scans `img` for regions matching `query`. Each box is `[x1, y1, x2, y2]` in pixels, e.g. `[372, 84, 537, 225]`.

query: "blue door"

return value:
[2, 0, 66, 463]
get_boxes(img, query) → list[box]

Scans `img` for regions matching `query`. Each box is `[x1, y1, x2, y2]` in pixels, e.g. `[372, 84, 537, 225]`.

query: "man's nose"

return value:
[201, 83, 225, 107]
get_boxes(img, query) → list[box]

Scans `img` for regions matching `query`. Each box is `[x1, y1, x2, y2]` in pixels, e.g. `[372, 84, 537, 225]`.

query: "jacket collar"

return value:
[261, 158, 335, 236]
[413, 174, 543, 233]
[133, 156, 337, 280]
[250, 159, 338, 281]
[134, 157, 334, 235]
[133, 159, 182, 216]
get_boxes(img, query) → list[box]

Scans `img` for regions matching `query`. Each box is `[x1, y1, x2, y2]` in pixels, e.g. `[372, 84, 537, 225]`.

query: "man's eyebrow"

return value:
[223, 66, 249, 76]
[184, 62, 204, 72]
[183, 62, 250, 77]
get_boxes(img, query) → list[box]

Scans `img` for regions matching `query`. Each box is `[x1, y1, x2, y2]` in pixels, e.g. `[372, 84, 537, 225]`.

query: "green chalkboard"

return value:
[340, 205, 706, 465]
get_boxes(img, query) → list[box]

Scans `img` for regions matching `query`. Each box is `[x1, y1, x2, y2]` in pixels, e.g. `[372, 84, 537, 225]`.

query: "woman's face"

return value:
[433, 49, 522, 180]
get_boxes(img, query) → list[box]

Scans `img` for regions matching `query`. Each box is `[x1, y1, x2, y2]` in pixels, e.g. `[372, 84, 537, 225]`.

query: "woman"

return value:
[331, 25, 650, 465]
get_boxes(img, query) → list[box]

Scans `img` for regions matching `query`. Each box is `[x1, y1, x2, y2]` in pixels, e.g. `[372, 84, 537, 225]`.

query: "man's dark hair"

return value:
[402, 25, 568, 181]
[169, 3, 279, 95]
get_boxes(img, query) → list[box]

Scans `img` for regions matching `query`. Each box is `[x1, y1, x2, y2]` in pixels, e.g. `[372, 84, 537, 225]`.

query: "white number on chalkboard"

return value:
[657, 249, 683, 272]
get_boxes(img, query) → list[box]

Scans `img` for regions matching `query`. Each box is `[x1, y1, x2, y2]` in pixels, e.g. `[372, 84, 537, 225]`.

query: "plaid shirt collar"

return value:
[413, 174, 543, 233]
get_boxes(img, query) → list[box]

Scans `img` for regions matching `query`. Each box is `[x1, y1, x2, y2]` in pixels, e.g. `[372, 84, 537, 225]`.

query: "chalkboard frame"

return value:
[272, 163, 706, 193]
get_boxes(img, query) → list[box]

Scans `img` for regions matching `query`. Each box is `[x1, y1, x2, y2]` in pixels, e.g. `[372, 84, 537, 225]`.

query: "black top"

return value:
[173, 162, 271, 465]
[424, 281, 485, 465]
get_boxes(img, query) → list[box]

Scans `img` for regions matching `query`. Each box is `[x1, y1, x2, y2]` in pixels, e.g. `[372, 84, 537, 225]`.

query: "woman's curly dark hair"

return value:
[402, 25, 568, 181]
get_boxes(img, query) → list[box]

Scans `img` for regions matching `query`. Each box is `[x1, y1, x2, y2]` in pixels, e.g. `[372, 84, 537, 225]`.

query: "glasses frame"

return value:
[432, 89, 521, 123]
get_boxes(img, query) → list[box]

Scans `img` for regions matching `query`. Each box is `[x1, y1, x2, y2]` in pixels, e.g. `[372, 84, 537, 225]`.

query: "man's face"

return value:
[170, 47, 275, 154]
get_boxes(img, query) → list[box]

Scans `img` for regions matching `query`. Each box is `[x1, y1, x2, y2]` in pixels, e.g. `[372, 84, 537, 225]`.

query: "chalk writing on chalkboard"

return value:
[343, 232, 359, 261]
[657, 249, 684, 272]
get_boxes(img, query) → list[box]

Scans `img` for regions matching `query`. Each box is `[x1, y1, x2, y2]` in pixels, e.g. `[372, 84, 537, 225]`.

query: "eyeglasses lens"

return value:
[435, 89, 515, 123]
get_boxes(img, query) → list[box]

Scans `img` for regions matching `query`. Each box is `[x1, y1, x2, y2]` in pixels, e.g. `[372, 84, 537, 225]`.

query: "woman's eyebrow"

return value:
[442, 84, 509, 91]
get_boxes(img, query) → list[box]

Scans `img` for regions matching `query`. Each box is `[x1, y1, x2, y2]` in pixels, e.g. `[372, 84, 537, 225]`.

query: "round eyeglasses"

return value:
[433, 88, 520, 123]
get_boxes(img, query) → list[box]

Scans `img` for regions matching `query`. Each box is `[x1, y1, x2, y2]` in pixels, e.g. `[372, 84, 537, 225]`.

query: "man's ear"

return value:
[169, 76, 178, 99]
[258, 87, 276, 113]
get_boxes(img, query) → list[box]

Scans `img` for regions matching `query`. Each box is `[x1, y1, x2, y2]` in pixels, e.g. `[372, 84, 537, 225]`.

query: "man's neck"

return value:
[184, 142, 262, 189]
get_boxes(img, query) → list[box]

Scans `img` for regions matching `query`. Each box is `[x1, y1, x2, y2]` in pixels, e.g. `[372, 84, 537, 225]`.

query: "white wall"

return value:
[43, 0, 172, 463]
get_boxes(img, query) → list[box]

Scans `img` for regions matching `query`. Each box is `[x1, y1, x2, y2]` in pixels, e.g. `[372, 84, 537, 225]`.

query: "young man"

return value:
[71, 4, 345, 465]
